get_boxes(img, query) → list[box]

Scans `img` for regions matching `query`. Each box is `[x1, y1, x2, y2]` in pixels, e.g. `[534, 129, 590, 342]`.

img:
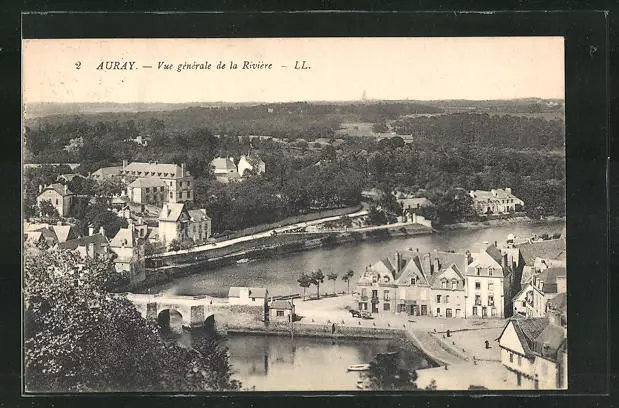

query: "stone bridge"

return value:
[124, 293, 217, 330]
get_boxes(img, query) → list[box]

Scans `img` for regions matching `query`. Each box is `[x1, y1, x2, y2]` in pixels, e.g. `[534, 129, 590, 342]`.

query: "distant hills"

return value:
[24, 98, 564, 120]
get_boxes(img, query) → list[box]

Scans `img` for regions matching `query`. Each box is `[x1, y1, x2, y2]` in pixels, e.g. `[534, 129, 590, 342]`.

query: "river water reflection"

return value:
[148, 221, 564, 298]
[178, 331, 432, 391]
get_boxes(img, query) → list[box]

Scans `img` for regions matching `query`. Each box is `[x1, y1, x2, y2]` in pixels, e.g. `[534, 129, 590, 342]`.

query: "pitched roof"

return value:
[33, 227, 59, 244]
[537, 267, 566, 294]
[110, 227, 136, 248]
[466, 251, 504, 277]
[508, 318, 551, 357]
[57, 233, 109, 250]
[159, 203, 185, 222]
[41, 183, 73, 197]
[212, 157, 237, 172]
[25, 231, 43, 243]
[398, 197, 435, 208]
[270, 299, 294, 309]
[51, 225, 73, 243]
[516, 239, 566, 266]
[470, 188, 520, 200]
[91, 166, 122, 177]
[57, 173, 85, 182]
[430, 264, 465, 289]
[547, 292, 567, 312]
[533, 323, 566, 359]
[188, 209, 211, 222]
[128, 177, 166, 188]
[123, 162, 183, 177]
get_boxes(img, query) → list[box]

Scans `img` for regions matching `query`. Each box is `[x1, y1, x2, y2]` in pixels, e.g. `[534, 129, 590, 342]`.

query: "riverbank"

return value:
[437, 215, 565, 232]
[215, 294, 512, 389]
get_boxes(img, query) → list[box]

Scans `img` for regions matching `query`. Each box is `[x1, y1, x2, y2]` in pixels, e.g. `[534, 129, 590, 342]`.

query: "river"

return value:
[147, 220, 565, 298]
[174, 330, 433, 391]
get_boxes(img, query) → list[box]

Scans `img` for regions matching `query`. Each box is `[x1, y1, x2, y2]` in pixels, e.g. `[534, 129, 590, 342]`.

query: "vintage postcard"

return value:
[22, 37, 567, 392]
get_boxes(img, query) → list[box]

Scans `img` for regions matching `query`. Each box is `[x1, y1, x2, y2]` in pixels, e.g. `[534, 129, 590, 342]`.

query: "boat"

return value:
[347, 364, 370, 371]
[356, 380, 370, 390]
[236, 258, 250, 264]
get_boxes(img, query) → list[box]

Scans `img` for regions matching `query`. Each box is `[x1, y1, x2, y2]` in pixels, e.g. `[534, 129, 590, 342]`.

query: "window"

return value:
[276, 310, 284, 317]
[384, 290, 390, 301]
[488, 295, 494, 307]
[436, 308, 441, 315]
[187, 181, 191, 187]
[452, 279, 457, 289]
[441, 280, 447, 289]
[361, 288, 367, 297]
[411, 277, 416, 285]
[489, 268, 493, 277]
[473, 307, 478, 316]
[180, 181, 183, 187]
[170, 192, 173, 199]
[517, 355, 522, 366]
[252, 298, 256, 302]
[509, 353, 514, 363]
[475, 295, 481, 306]
[488, 282, 494, 292]
[475, 281, 481, 290]
[188, 191, 192, 198]
[436, 295, 441, 303]
[445, 295, 450, 303]
[522, 301, 526, 307]
[476, 267, 481, 276]
[383, 303, 390, 311]
[55, 199, 59, 205]
[145, 187, 150, 193]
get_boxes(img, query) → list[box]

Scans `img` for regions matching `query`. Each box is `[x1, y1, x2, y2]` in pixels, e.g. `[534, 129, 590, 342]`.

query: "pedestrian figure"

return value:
[447, 329, 451, 337]
[332, 323, 336, 334]
[445, 365, 448, 370]
[485, 340, 490, 349]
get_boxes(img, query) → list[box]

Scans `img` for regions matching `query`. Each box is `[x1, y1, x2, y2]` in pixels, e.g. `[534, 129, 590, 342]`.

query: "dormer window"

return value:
[441, 280, 447, 289]
[411, 277, 416, 285]
[451, 279, 457, 289]
[476, 267, 481, 276]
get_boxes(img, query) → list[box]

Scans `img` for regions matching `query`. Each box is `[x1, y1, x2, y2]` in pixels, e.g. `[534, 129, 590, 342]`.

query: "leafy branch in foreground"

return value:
[24, 246, 241, 392]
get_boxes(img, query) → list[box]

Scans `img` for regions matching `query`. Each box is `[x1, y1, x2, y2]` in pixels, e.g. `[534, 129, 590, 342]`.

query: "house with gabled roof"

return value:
[237, 154, 266, 177]
[56, 227, 110, 259]
[211, 157, 240, 184]
[126, 177, 167, 206]
[36, 183, 74, 217]
[109, 226, 145, 283]
[515, 238, 566, 287]
[430, 263, 466, 318]
[464, 247, 505, 318]
[469, 187, 524, 215]
[119, 160, 194, 204]
[158, 203, 212, 246]
[497, 318, 567, 389]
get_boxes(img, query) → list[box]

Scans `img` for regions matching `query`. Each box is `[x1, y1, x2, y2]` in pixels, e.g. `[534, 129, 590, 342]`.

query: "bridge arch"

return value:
[157, 308, 184, 333]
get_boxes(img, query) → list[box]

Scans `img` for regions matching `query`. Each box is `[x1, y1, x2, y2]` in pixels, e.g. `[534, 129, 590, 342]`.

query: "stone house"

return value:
[36, 183, 74, 217]
[269, 299, 295, 321]
[109, 226, 145, 284]
[469, 188, 524, 215]
[497, 318, 567, 389]
[56, 226, 110, 259]
[158, 203, 211, 245]
[126, 177, 167, 206]
[237, 155, 266, 177]
[464, 249, 505, 318]
[119, 161, 194, 204]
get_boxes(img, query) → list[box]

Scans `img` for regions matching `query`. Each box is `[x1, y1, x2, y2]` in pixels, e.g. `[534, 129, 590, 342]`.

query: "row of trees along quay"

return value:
[297, 269, 355, 300]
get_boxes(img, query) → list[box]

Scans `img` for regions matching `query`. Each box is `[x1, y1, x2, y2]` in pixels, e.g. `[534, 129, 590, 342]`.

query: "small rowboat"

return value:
[347, 364, 370, 371]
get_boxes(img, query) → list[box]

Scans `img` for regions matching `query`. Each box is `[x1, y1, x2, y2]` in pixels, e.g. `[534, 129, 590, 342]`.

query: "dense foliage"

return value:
[24, 248, 241, 392]
[24, 101, 565, 231]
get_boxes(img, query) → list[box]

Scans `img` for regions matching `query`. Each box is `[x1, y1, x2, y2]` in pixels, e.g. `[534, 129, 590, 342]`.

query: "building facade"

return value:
[469, 188, 524, 215]
[119, 161, 194, 204]
[158, 203, 211, 245]
[109, 226, 146, 284]
[36, 183, 74, 217]
[497, 318, 567, 389]
[126, 177, 168, 206]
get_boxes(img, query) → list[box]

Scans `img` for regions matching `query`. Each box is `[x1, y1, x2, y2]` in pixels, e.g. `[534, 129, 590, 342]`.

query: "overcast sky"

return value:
[22, 37, 564, 104]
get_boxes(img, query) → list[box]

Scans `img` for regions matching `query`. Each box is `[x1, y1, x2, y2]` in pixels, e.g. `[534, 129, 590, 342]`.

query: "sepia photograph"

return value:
[22, 36, 568, 393]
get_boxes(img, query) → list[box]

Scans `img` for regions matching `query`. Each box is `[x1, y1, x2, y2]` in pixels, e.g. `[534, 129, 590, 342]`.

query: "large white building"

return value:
[158, 203, 211, 246]
[469, 188, 524, 215]
[119, 161, 194, 204]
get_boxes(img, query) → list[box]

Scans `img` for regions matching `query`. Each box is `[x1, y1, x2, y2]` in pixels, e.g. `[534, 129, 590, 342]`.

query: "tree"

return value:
[364, 351, 419, 391]
[297, 272, 312, 301]
[38, 199, 59, 218]
[342, 270, 354, 294]
[372, 121, 389, 133]
[310, 269, 325, 300]
[168, 239, 182, 252]
[327, 272, 338, 294]
[23, 247, 241, 392]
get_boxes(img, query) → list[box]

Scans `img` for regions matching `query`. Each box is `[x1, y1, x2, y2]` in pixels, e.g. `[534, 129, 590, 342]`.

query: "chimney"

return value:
[99, 226, 105, 236]
[423, 253, 432, 275]
[465, 250, 472, 265]
[394, 251, 401, 274]
[433, 256, 440, 274]
[38, 184, 43, 193]
[502, 252, 508, 269]
[88, 225, 94, 236]
[181, 163, 185, 177]
[123, 159, 128, 169]
[64, 185, 68, 194]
